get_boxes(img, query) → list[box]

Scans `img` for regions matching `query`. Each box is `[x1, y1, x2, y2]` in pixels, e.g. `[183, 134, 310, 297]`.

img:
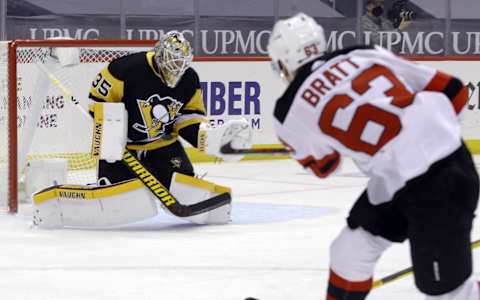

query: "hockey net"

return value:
[0, 40, 155, 213]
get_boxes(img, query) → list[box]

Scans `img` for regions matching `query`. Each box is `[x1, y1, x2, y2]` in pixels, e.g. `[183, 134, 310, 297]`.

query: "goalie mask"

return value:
[154, 31, 193, 88]
[267, 13, 326, 83]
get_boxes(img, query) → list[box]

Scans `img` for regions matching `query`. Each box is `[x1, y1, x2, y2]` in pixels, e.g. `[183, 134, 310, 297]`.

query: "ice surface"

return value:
[1, 158, 479, 300]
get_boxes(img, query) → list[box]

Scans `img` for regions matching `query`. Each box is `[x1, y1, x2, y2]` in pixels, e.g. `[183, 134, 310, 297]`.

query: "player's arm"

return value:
[89, 63, 127, 162]
[175, 88, 208, 147]
[422, 70, 468, 115]
[176, 72, 252, 162]
[177, 101, 252, 159]
[89, 63, 125, 107]
[374, 47, 468, 114]
[173, 70, 207, 146]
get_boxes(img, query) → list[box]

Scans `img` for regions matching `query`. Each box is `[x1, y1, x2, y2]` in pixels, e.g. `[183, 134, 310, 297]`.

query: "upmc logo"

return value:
[200, 81, 262, 129]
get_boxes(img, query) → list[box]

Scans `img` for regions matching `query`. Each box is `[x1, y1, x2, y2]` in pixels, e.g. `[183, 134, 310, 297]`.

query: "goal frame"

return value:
[6, 40, 156, 213]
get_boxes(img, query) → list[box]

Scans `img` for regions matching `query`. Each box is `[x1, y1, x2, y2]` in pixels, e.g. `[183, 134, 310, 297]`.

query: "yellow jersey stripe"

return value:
[127, 133, 179, 151]
[173, 117, 206, 132]
[89, 68, 124, 102]
[184, 89, 206, 115]
[146, 51, 162, 79]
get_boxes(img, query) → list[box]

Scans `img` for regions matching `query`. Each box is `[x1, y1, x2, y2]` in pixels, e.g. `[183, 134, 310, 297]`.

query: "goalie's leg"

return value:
[98, 159, 134, 185]
[32, 179, 158, 229]
[99, 141, 195, 187]
[169, 172, 232, 224]
[32, 173, 232, 228]
[138, 141, 195, 188]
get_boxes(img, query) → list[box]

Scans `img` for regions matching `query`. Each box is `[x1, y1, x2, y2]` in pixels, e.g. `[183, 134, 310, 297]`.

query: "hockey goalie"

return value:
[32, 31, 252, 229]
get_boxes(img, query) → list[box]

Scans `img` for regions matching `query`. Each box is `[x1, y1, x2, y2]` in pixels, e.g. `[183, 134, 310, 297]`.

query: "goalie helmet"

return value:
[154, 31, 193, 88]
[267, 13, 326, 82]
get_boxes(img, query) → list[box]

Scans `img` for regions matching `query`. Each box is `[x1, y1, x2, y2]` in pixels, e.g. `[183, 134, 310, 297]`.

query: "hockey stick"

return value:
[220, 143, 291, 155]
[35, 59, 231, 218]
[121, 149, 231, 217]
[372, 238, 480, 289]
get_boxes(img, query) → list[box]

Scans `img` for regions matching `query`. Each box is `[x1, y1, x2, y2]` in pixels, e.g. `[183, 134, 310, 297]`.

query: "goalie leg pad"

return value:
[25, 159, 68, 202]
[33, 179, 158, 229]
[169, 172, 232, 224]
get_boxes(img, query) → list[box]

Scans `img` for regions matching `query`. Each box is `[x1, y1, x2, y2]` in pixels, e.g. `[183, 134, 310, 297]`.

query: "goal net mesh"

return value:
[0, 41, 152, 212]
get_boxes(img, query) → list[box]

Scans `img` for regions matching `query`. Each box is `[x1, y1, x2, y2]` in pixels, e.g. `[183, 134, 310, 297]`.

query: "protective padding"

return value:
[32, 179, 157, 229]
[329, 226, 392, 281]
[91, 102, 128, 163]
[169, 172, 232, 224]
[198, 119, 252, 162]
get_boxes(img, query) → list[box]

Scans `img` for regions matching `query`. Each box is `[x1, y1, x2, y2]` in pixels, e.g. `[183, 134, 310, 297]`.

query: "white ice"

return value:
[1, 158, 479, 300]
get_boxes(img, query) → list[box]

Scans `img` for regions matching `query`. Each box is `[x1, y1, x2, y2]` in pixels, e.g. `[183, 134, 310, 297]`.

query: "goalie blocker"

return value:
[32, 172, 232, 229]
[90, 102, 128, 162]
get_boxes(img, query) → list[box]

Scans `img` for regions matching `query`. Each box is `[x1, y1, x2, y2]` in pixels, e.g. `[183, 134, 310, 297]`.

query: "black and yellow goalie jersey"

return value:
[89, 51, 206, 151]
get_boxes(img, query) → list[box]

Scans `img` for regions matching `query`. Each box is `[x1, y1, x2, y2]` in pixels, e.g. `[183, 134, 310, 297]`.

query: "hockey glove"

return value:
[198, 119, 252, 162]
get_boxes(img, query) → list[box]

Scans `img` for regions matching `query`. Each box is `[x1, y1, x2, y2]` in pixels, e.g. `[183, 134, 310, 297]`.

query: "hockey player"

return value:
[32, 31, 251, 228]
[267, 13, 479, 299]
[89, 30, 248, 188]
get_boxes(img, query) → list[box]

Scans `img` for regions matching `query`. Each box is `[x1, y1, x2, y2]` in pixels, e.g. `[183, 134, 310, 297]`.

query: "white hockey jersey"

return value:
[273, 45, 468, 205]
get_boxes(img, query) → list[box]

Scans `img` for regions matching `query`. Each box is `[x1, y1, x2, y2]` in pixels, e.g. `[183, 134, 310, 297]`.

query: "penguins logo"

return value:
[133, 94, 183, 138]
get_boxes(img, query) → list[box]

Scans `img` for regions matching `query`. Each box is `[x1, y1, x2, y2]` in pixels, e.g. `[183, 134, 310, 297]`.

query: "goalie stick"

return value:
[35, 57, 231, 218]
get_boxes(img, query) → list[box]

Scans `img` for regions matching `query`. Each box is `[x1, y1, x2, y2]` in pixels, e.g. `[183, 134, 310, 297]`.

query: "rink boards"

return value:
[21, 57, 480, 161]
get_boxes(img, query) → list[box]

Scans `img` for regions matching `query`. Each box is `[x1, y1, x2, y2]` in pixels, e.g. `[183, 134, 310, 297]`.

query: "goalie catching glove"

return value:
[198, 119, 252, 162]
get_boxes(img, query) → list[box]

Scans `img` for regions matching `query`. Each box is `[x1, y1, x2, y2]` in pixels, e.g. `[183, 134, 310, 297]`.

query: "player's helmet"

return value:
[267, 13, 326, 82]
[154, 31, 193, 88]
